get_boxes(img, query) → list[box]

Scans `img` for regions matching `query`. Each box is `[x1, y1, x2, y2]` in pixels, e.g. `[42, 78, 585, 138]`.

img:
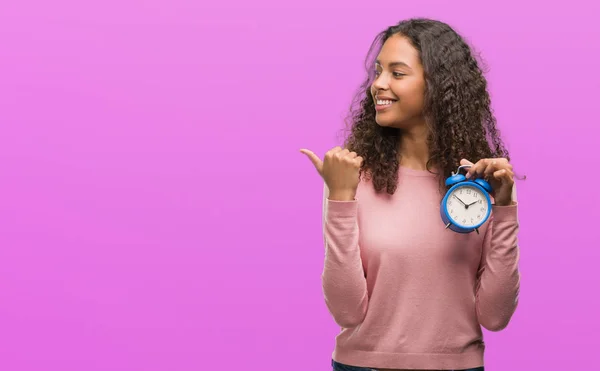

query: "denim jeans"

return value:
[332, 359, 484, 371]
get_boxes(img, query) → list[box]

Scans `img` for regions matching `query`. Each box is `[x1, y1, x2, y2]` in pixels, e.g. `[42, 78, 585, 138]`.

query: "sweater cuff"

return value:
[491, 202, 519, 222]
[326, 198, 358, 218]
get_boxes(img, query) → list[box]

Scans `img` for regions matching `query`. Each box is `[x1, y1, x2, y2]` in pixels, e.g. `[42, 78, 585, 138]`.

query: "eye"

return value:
[393, 72, 406, 78]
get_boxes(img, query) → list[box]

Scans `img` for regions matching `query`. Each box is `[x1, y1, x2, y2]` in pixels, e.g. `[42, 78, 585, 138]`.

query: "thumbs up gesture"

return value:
[300, 146, 363, 201]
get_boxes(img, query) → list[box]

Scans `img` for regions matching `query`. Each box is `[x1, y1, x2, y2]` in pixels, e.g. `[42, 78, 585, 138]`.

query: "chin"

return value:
[375, 113, 405, 128]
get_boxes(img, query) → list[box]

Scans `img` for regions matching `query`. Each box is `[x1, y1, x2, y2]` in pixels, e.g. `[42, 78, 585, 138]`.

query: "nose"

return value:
[371, 72, 390, 92]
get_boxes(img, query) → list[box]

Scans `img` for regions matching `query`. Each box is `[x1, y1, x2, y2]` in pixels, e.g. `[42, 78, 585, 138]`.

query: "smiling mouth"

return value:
[375, 99, 397, 111]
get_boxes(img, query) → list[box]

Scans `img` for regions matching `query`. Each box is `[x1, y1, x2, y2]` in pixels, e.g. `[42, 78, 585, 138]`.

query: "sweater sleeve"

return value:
[321, 183, 369, 328]
[475, 199, 521, 332]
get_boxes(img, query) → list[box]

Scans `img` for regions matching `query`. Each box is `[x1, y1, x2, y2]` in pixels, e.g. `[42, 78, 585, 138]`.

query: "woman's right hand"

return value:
[300, 146, 363, 201]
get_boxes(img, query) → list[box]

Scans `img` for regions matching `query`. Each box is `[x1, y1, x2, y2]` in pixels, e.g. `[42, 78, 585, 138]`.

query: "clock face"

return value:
[446, 185, 490, 227]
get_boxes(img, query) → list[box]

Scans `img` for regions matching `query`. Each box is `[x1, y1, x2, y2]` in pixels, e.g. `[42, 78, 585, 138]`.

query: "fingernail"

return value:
[466, 172, 471, 179]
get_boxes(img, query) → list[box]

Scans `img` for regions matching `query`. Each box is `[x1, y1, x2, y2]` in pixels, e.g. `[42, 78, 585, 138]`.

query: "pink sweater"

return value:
[322, 166, 520, 370]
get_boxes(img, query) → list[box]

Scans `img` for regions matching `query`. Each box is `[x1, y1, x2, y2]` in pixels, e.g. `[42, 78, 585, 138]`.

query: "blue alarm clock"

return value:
[441, 165, 493, 234]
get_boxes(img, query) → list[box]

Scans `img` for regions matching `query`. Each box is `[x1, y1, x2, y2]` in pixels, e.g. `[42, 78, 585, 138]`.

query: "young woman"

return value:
[301, 18, 521, 371]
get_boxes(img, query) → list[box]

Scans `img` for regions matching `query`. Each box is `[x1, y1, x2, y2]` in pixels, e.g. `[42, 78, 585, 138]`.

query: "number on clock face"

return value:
[446, 185, 489, 227]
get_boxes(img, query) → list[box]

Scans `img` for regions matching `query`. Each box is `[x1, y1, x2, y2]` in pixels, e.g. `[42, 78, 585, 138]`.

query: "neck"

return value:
[398, 123, 430, 171]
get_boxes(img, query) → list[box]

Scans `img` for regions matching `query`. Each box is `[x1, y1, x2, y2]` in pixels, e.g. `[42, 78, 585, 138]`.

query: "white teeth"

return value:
[377, 99, 394, 105]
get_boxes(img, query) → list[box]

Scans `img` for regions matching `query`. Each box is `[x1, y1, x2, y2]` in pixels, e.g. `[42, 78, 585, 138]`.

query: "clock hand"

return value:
[453, 195, 468, 209]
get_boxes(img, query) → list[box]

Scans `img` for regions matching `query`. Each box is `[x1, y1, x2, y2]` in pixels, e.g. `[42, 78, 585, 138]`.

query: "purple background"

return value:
[1, 0, 599, 370]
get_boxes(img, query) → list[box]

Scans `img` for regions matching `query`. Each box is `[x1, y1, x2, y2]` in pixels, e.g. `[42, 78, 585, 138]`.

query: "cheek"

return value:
[398, 82, 425, 112]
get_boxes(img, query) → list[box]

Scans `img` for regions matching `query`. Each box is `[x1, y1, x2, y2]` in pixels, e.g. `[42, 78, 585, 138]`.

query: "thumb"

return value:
[460, 158, 474, 166]
[300, 149, 324, 175]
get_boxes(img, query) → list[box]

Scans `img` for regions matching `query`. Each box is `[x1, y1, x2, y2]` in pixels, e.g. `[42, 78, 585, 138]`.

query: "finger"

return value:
[460, 158, 474, 166]
[347, 151, 358, 159]
[325, 146, 343, 157]
[336, 148, 350, 158]
[355, 156, 364, 167]
[299, 148, 324, 175]
[483, 160, 498, 179]
[466, 159, 488, 179]
[493, 169, 514, 184]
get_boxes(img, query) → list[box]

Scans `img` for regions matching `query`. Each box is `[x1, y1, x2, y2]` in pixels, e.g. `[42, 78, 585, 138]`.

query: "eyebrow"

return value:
[375, 60, 411, 69]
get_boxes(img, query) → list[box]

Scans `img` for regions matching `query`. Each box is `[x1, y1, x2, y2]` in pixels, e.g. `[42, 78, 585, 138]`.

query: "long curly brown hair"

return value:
[343, 18, 510, 195]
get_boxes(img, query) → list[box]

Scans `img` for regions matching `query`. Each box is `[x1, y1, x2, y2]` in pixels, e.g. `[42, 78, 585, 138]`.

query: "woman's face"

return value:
[370, 34, 427, 129]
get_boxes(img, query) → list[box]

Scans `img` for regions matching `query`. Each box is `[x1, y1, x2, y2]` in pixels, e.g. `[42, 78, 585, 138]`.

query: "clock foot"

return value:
[445, 223, 451, 229]
[475, 228, 479, 235]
